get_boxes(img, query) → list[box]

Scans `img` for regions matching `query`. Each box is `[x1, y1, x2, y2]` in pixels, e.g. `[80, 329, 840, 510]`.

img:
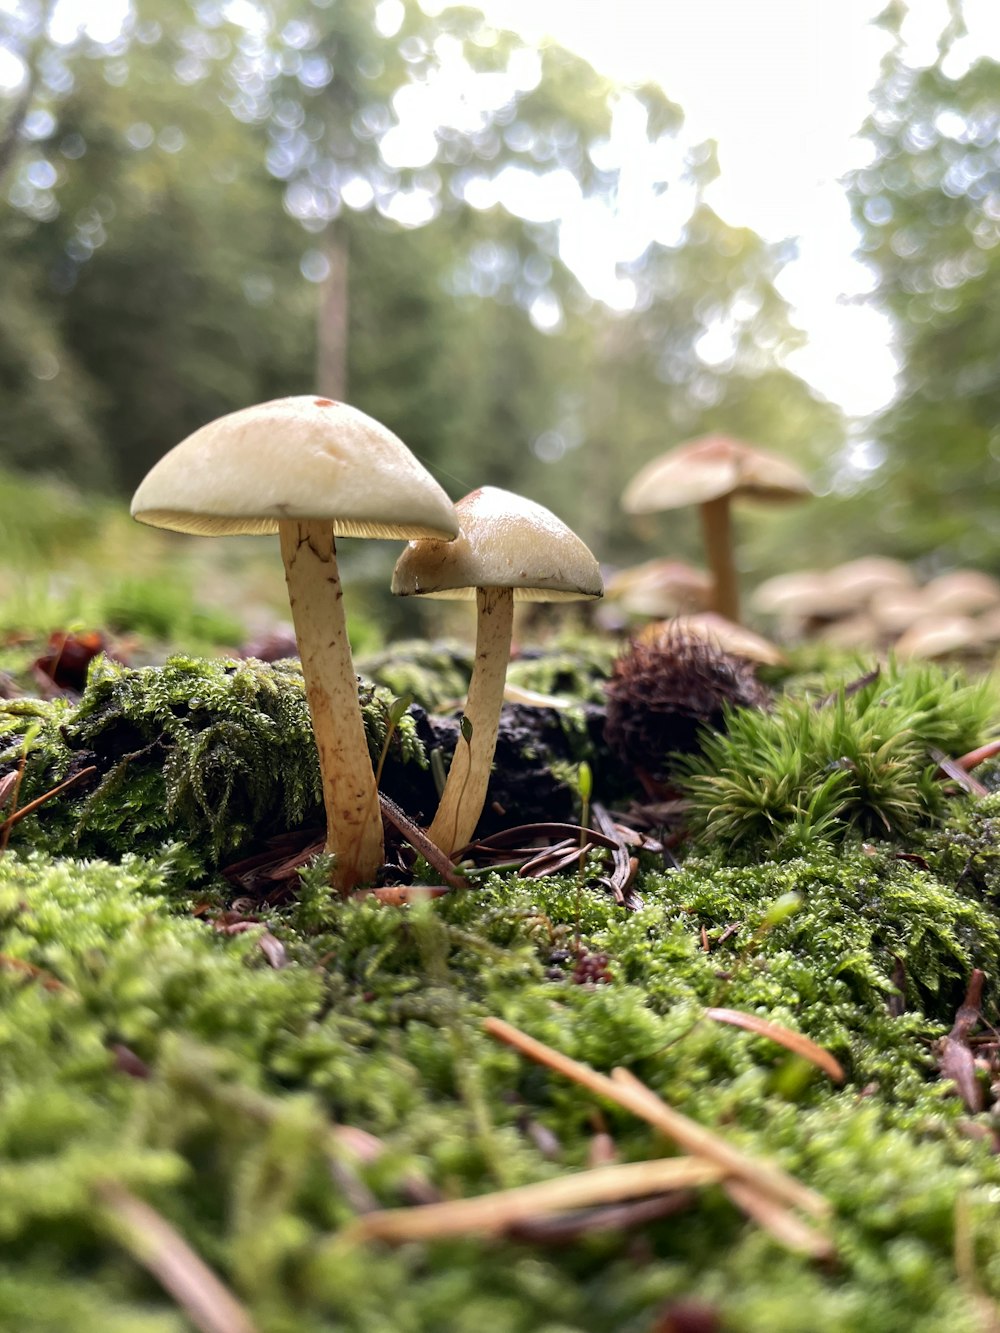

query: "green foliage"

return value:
[505, 637, 621, 704]
[0, 0, 845, 576]
[680, 662, 998, 856]
[847, 3, 1000, 567]
[0, 467, 111, 566]
[99, 576, 245, 647]
[357, 639, 474, 712]
[0, 655, 425, 867]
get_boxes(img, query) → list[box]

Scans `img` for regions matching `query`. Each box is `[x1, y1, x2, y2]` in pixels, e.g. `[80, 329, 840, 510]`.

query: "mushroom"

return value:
[922, 570, 1000, 616]
[638, 612, 787, 668]
[604, 558, 713, 618]
[750, 569, 849, 638]
[621, 434, 812, 623]
[391, 486, 603, 855]
[870, 585, 934, 638]
[824, 556, 914, 610]
[894, 614, 983, 661]
[131, 395, 458, 893]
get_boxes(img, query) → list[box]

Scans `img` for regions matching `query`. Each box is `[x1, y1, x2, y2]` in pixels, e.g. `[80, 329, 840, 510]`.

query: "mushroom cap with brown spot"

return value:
[622, 434, 812, 514]
[391, 486, 603, 602]
[131, 395, 459, 540]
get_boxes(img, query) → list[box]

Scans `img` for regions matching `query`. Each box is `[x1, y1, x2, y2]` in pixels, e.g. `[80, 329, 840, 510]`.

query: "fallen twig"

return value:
[378, 793, 465, 889]
[0, 765, 97, 840]
[592, 801, 644, 910]
[507, 1190, 697, 1245]
[938, 970, 987, 1113]
[955, 739, 1000, 772]
[0, 953, 66, 991]
[932, 748, 989, 798]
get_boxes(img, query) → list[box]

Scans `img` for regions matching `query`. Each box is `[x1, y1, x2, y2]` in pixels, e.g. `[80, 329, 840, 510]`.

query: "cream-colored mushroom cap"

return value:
[131, 395, 459, 540]
[637, 613, 787, 666]
[750, 570, 838, 618]
[922, 570, 1000, 616]
[622, 434, 812, 513]
[895, 614, 982, 660]
[391, 486, 603, 602]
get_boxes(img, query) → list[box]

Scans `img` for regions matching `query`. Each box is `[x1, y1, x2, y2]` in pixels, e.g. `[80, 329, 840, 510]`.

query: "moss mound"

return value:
[0, 655, 426, 871]
[0, 833, 999, 1330]
[3, 651, 1000, 1329]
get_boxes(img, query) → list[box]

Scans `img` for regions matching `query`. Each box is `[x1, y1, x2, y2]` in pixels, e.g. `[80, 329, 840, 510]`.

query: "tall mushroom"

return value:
[391, 486, 603, 855]
[621, 434, 812, 623]
[131, 395, 458, 893]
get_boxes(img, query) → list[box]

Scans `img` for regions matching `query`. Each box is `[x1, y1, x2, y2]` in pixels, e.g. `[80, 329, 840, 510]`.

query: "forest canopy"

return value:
[0, 0, 997, 575]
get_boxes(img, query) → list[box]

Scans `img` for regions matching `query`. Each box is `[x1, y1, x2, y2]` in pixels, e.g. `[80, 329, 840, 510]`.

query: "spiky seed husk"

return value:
[603, 623, 769, 782]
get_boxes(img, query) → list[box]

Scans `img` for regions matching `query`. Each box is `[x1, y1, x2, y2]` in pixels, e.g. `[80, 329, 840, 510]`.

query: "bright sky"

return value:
[467, 0, 1000, 423]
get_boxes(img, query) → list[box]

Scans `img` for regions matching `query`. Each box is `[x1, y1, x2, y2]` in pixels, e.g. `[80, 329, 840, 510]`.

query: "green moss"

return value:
[5, 652, 1000, 1329]
[680, 661, 998, 857]
[505, 637, 621, 705]
[357, 639, 475, 712]
[1, 829, 999, 1329]
[0, 655, 425, 869]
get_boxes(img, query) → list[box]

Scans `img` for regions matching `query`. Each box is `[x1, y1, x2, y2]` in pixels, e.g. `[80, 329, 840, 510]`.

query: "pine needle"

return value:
[341, 1157, 721, 1244]
[96, 1182, 258, 1333]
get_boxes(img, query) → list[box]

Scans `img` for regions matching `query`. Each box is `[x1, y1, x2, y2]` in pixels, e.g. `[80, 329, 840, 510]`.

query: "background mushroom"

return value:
[131, 395, 458, 892]
[603, 558, 713, 620]
[391, 485, 603, 855]
[621, 434, 812, 623]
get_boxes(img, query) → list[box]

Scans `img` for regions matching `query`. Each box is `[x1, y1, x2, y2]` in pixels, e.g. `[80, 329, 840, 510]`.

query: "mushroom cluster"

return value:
[751, 559, 1000, 659]
[131, 401, 603, 889]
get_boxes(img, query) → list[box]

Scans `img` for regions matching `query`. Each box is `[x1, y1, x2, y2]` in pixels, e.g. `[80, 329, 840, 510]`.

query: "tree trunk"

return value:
[315, 223, 350, 399]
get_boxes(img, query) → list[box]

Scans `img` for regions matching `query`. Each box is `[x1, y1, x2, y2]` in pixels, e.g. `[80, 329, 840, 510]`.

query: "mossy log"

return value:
[0, 653, 632, 873]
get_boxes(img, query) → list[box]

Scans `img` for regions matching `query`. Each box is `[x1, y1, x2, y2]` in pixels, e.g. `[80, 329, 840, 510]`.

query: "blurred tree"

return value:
[0, 0, 842, 583]
[849, 1, 1000, 569]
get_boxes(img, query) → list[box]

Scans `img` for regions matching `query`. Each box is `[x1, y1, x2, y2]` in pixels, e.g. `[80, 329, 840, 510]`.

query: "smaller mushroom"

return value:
[870, 586, 933, 638]
[392, 486, 603, 855]
[894, 614, 982, 661]
[824, 557, 914, 610]
[621, 435, 812, 624]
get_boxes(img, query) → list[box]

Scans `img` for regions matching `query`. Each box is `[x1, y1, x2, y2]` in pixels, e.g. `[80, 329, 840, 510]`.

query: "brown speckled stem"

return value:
[279, 519, 383, 892]
[427, 586, 514, 856]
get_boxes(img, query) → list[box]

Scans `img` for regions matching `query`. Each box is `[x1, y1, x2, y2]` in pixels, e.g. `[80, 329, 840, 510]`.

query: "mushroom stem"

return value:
[278, 519, 383, 892]
[427, 586, 515, 856]
[699, 496, 740, 623]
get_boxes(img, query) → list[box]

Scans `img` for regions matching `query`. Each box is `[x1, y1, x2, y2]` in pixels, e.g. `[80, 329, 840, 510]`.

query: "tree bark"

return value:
[315, 223, 350, 399]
